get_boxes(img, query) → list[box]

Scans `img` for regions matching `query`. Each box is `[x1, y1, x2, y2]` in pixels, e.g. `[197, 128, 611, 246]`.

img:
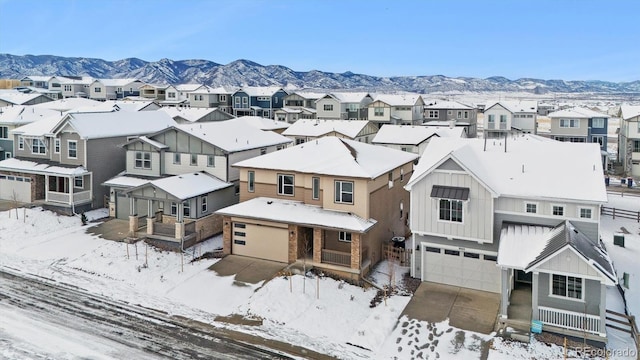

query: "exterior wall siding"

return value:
[535, 248, 601, 278]
[537, 273, 600, 316]
[59, 132, 85, 166]
[315, 98, 341, 119]
[125, 142, 161, 177]
[86, 137, 128, 209]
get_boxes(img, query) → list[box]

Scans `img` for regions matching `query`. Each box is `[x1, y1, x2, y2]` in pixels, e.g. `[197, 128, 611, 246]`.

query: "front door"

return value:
[515, 270, 532, 284]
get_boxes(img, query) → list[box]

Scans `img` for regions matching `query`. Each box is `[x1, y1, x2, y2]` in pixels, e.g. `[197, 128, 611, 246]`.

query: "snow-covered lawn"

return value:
[1, 206, 638, 359]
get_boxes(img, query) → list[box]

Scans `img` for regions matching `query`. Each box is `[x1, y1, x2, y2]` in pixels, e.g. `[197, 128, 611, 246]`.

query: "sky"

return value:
[1, 0, 639, 82]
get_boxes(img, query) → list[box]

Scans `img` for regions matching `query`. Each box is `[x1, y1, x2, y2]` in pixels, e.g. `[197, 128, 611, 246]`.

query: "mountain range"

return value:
[1, 54, 639, 94]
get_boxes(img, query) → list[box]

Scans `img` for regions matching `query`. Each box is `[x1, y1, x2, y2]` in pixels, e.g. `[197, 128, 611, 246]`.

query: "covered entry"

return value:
[231, 220, 289, 263]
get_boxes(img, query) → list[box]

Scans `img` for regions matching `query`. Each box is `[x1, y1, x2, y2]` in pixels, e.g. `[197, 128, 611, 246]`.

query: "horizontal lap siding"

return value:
[537, 273, 600, 316]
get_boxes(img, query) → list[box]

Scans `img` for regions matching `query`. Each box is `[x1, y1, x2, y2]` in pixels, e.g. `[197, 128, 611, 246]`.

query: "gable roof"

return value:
[238, 86, 287, 97]
[32, 98, 104, 112]
[126, 172, 231, 201]
[372, 94, 423, 106]
[125, 136, 169, 150]
[159, 107, 227, 122]
[424, 100, 474, 110]
[485, 100, 538, 113]
[232, 116, 290, 131]
[288, 91, 327, 100]
[189, 85, 233, 95]
[234, 136, 418, 178]
[406, 135, 607, 203]
[282, 119, 372, 138]
[93, 78, 140, 87]
[548, 107, 608, 119]
[372, 125, 464, 145]
[0, 105, 59, 125]
[55, 110, 176, 139]
[0, 92, 52, 105]
[330, 92, 371, 103]
[619, 104, 640, 120]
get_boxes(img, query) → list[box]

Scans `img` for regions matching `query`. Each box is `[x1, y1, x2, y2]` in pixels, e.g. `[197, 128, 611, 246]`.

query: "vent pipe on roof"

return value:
[504, 133, 507, 152]
[522, 164, 524, 173]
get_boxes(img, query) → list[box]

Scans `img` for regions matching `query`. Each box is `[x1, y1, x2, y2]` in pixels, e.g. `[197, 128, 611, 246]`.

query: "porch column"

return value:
[175, 202, 184, 240]
[599, 282, 606, 336]
[147, 199, 153, 218]
[313, 228, 323, 264]
[222, 217, 232, 255]
[129, 196, 137, 216]
[146, 217, 154, 235]
[500, 268, 509, 317]
[68, 176, 74, 205]
[288, 224, 298, 263]
[44, 174, 49, 202]
[350, 233, 361, 270]
[532, 272, 539, 321]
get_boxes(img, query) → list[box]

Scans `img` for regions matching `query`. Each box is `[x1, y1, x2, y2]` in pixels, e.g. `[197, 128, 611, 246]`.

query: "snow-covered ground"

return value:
[1, 205, 638, 359]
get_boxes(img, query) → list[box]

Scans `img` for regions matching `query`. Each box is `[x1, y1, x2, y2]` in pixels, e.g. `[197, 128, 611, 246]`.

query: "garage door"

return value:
[0, 175, 32, 203]
[232, 221, 289, 263]
[422, 245, 501, 293]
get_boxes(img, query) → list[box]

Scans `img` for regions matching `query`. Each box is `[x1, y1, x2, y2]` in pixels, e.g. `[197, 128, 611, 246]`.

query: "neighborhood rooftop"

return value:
[282, 119, 370, 138]
[174, 120, 291, 152]
[126, 172, 231, 201]
[548, 107, 608, 118]
[60, 111, 176, 139]
[372, 125, 464, 145]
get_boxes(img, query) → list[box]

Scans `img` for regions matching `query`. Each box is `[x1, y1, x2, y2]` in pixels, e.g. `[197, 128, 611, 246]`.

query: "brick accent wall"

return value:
[313, 228, 323, 263]
[34, 174, 45, 200]
[350, 232, 361, 270]
[222, 216, 231, 255]
[288, 224, 299, 263]
[194, 213, 223, 242]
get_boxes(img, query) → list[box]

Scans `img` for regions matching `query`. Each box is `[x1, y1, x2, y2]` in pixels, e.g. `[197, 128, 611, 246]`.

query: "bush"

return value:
[80, 212, 88, 225]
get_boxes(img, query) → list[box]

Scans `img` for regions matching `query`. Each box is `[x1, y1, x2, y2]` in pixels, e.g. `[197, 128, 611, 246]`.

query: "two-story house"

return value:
[0, 110, 176, 213]
[52, 76, 94, 98]
[618, 104, 640, 178]
[281, 119, 378, 144]
[20, 76, 54, 89]
[138, 84, 168, 101]
[548, 107, 609, 169]
[215, 137, 419, 280]
[159, 107, 235, 124]
[405, 135, 614, 341]
[232, 86, 288, 118]
[367, 94, 425, 126]
[315, 92, 373, 120]
[89, 78, 143, 100]
[275, 91, 326, 122]
[161, 84, 202, 107]
[0, 105, 59, 160]
[188, 86, 234, 111]
[371, 124, 466, 155]
[483, 100, 538, 138]
[423, 100, 478, 137]
[0, 91, 54, 107]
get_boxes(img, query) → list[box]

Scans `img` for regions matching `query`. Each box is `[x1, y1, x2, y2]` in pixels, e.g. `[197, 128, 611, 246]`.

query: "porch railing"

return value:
[73, 191, 91, 202]
[321, 249, 351, 267]
[538, 306, 601, 334]
[48, 190, 91, 204]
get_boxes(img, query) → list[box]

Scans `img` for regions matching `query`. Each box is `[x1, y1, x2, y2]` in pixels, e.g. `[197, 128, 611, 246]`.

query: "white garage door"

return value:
[422, 245, 501, 293]
[0, 175, 32, 203]
[232, 221, 289, 263]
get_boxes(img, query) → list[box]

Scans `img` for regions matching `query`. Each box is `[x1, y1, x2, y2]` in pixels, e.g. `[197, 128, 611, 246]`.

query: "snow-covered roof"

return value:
[497, 223, 556, 269]
[175, 84, 205, 92]
[0, 105, 59, 125]
[94, 78, 140, 87]
[130, 136, 168, 149]
[103, 100, 157, 112]
[423, 120, 470, 126]
[216, 197, 377, 233]
[406, 135, 607, 203]
[423, 100, 474, 110]
[54, 76, 94, 85]
[0, 158, 89, 176]
[128, 172, 232, 201]
[0, 92, 50, 105]
[372, 125, 464, 145]
[21, 75, 53, 82]
[276, 107, 302, 114]
[329, 92, 371, 103]
[282, 119, 371, 138]
[57, 111, 176, 139]
[372, 94, 423, 107]
[289, 91, 327, 99]
[547, 107, 608, 119]
[234, 136, 418, 179]
[190, 86, 232, 95]
[239, 86, 285, 97]
[619, 104, 640, 120]
[174, 120, 292, 153]
[158, 107, 224, 122]
[32, 98, 104, 112]
[232, 116, 290, 131]
[485, 100, 538, 113]
[102, 175, 151, 188]
[10, 114, 64, 136]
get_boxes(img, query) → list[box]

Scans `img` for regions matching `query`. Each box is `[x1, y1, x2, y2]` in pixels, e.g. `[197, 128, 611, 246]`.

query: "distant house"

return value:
[89, 78, 143, 100]
[618, 105, 640, 178]
[216, 137, 418, 280]
[276, 91, 325, 122]
[53, 76, 94, 98]
[162, 85, 194, 107]
[0, 105, 59, 160]
[281, 119, 378, 144]
[367, 94, 424, 126]
[405, 135, 613, 341]
[19, 76, 54, 89]
[371, 124, 466, 155]
[0, 91, 54, 107]
[483, 100, 538, 138]
[139, 84, 168, 101]
[274, 107, 317, 123]
[232, 86, 288, 118]
[188, 86, 234, 111]
[315, 92, 373, 120]
[423, 100, 478, 137]
[160, 107, 235, 123]
[231, 116, 290, 134]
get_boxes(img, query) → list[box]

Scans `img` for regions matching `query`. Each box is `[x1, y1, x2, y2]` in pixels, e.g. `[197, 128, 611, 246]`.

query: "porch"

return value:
[45, 173, 93, 206]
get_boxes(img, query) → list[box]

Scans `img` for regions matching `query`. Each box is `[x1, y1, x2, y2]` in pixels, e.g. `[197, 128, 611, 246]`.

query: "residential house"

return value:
[405, 135, 613, 340]
[161, 84, 200, 107]
[139, 84, 168, 101]
[548, 107, 609, 169]
[274, 107, 317, 123]
[423, 101, 478, 138]
[315, 92, 373, 120]
[232, 86, 288, 118]
[371, 124, 466, 155]
[216, 137, 419, 280]
[367, 94, 425, 126]
[275, 91, 325, 122]
[32, 97, 105, 112]
[19, 76, 54, 89]
[483, 100, 538, 138]
[53, 76, 94, 98]
[0, 105, 59, 160]
[14, 86, 62, 100]
[281, 119, 378, 144]
[89, 78, 143, 101]
[0, 91, 54, 107]
[537, 102, 556, 116]
[232, 116, 290, 134]
[160, 107, 235, 124]
[0, 110, 176, 213]
[188, 86, 234, 111]
[618, 105, 640, 178]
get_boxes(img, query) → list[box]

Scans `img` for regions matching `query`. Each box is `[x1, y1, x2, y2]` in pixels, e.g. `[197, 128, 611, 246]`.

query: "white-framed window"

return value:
[277, 173, 295, 196]
[551, 274, 583, 300]
[5, 152, 12, 159]
[260, 148, 267, 155]
[0, 126, 8, 139]
[560, 119, 580, 128]
[439, 199, 463, 222]
[171, 202, 177, 215]
[173, 152, 181, 164]
[427, 110, 439, 118]
[18, 136, 24, 150]
[64, 85, 72, 92]
[323, 104, 333, 111]
[400, 168, 404, 181]
[94, 87, 102, 93]
[219, 95, 226, 102]
[464, 111, 469, 119]
[167, 92, 176, 99]
[183, 201, 190, 217]
[190, 154, 198, 166]
[207, 155, 214, 167]
[257, 96, 270, 101]
[591, 135, 604, 147]
[32, 138, 46, 154]
[591, 118, 605, 128]
[400, 201, 404, 219]
[334, 180, 354, 204]
[234, 96, 240, 105]
[201, 196, 207, 213]
[74, 176, 83, 188]
[457, 110, 462, 119]
[338, 231, 352, 242]
[135, 151, 151, 169]
[54, 138, 60, 153]
[248, 171, 255, 192]
[487, 114, 495, 123]
[525, 202, 538, 214]
[242, 97, 248, 105]
[552, 204, 564, 216]
[634, 140, 640, 152]
[68, 140, 77, 158]
[579, 207, 593, 219]
[374, 107, 384, 116]
[499, 114, 507, 123]
[312, 176, 320, 200]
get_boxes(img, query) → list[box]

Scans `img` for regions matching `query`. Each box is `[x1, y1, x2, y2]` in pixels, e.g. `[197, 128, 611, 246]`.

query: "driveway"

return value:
[401, 282, 500, 334]
[86, 218, 131, 241]
[209, 255, 286, 285]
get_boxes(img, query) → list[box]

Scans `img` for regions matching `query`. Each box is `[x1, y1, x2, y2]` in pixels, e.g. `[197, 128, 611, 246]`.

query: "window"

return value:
[464, 252, 480, 259]
[374, 107, 384, 116]
[207, 155, 214, 167]
[277, 174, 294, 196]
[484, 254, 498, 261]
[242, 97, 248, 105]
[552, 274, 583, 300]
[323, 104, 333, 111]
[499, 115, 507, 123]
[219, 95, 226, 102]
[171, 202, 177, 215]
[94, 87, 102, 93]
[248, 171, 255, 192]
[425, 246, 441, 253]
[32, 139, 46, 154]
[260, 148, 267, 155]
[552, 205, 564, 216]
[190, 154, 198, 166]
[201, 196, 208, 213]
[633, 140, 640, 153]
[444, 249, 460, 256]
[338, 231, 352, 242]
[464, 111, 469, 119]
[525, 203, 537, 214]
[388, 171, 393, 188]
[135, 151, 151, 169]
[0, 126, 7, 139]
[312, 177, 320, 200]
[168, 92, 176, 99]
[591, 135, 604, 148]
[54, 138, 60, 153]
[591, 118, 605, 128]
[439, 199, 463, 222]
[400, 168, 404, 181]
[427, 110, 439, 118]
[400, 201, 404, 219]
[74, 176, 83, 188]
[234, 223, 246, 229]
[174, 153, 181, 164]
[235, 96, 240, 105]
[234, 231, 246, 237]
[560, 119, 580, 128]
[68, 140, 77, 158]
[183, 201, 190, 217]
[579, 207, 592, 219]
[295, 138, 306, 145]
[334, 180, 353, 204]
[487, 114, 495, 123]
[18, 136, 24, 150]
[64, 85, 72, 92]
[4, 152, 11, 159]
[457, 111, 462, 119]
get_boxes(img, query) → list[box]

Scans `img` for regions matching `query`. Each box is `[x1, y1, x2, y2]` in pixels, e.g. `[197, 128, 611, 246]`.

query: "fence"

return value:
[606, 309, 640, 352]
[383, 244, 411, 266]
[601, 206, 640, 222]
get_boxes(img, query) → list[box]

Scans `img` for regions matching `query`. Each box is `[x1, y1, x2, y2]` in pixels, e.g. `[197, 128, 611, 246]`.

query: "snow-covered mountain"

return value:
[1, 54, 639, 94]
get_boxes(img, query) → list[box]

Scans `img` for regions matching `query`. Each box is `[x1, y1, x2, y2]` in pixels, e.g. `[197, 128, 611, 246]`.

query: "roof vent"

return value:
[194, 173, 199, 176]
[267, 200, 273, 204]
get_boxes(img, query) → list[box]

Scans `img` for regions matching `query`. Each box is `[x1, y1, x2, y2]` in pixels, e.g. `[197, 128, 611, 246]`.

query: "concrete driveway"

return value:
[209, 255, 286, 285]
[401, 282, 500, 334]
[86, 218, 131, 241]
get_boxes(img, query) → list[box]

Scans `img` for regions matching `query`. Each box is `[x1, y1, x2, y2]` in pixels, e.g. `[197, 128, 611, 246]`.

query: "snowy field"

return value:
[0, 203, 638, 359]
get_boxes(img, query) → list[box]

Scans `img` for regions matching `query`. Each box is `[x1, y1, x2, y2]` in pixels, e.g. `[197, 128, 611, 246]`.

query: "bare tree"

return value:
[301, 230, 312, 294]
[10, 190, 19, 219]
